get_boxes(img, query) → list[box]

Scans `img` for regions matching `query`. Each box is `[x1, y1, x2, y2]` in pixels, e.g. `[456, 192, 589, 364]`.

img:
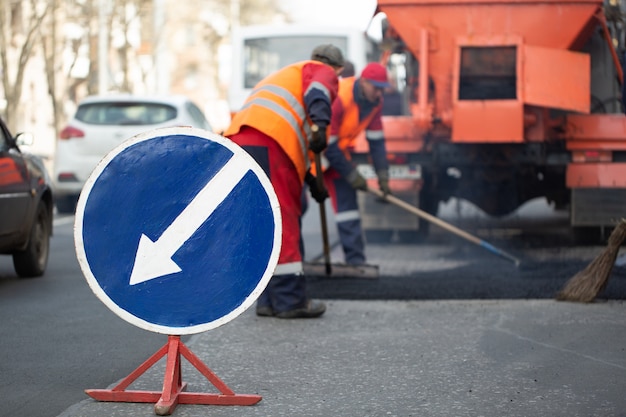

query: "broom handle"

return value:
[368, 188, 521, 267]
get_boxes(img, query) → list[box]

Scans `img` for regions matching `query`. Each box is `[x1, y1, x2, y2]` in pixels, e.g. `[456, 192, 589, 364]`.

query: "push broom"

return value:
[556, 218, 626, 303]
[306, 188, 519, 278]
[368, 188, 522, 266]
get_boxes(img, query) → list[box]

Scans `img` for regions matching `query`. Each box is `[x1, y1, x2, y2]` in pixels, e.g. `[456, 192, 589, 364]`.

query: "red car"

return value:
[0, 116, 54, 277]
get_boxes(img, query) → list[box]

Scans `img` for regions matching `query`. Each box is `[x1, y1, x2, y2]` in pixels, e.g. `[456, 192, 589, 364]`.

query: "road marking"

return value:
[129, 154, 249, 285]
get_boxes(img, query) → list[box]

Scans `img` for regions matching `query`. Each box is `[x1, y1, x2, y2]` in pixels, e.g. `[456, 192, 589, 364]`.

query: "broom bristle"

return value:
[556, 219, 626, 302]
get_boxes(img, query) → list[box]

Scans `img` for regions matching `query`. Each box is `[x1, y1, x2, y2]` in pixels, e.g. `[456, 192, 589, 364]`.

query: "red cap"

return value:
[361, 63, 390, 88]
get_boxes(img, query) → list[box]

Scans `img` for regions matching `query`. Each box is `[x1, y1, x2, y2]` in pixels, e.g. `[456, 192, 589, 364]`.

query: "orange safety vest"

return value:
[224, 60, 322, 180]
[335, 77, 381, 159]
[310, 77, 382, 175]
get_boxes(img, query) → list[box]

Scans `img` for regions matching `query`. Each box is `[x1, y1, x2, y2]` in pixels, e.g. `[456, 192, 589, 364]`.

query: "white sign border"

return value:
[74, 126, 282, 335]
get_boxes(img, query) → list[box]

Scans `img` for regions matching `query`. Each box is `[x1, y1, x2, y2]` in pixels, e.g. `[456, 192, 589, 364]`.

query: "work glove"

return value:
[309, 124, 327, 154]
[377, 170, 391, 197]
[305, 170, 329, 203]
[347, 169, 368, 191]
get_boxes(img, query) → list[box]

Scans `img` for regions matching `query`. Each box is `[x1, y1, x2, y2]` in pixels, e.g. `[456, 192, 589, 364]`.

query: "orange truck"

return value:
[354, 0, 626, 241]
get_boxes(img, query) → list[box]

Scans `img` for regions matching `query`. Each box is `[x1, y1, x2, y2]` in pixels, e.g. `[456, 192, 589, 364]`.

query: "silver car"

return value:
[53, 94, 213, 213]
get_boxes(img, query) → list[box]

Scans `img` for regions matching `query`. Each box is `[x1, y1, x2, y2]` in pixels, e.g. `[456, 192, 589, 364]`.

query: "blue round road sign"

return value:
[74, 127, 281, 335]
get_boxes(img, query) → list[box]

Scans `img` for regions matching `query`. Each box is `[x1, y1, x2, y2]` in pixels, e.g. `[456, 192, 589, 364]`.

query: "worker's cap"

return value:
[341, 60, 356, 77]
[311, 44, 345, 67]
[361, 63, 391, 89]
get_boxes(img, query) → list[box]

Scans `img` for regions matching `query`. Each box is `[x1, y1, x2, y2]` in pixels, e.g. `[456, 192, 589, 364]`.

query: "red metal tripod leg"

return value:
[85, 339, 171, 403]
[153, 335, 187, 415]
[85, 335, 262, 416]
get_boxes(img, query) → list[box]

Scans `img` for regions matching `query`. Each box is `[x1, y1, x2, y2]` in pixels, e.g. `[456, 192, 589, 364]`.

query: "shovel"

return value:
[313, 152, 332, 275]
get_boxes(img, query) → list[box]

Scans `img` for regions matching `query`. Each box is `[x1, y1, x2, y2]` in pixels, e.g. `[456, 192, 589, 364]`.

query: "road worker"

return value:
[341, 60, 356, 78]
[320, 62, 392, 266]
[224, 44, 344, 318]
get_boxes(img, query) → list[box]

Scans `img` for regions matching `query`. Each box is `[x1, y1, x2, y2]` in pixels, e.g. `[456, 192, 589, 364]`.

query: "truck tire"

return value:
[13, 202, 50, 278]
[572, 226, 604, 245]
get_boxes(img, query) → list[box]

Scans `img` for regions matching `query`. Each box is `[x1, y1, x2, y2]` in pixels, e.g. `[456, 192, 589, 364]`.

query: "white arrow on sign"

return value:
[129, 154, 250, 285]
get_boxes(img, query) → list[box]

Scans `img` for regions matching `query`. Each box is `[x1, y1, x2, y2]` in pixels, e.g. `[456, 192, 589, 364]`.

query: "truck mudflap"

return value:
[356, 163, 424, 239]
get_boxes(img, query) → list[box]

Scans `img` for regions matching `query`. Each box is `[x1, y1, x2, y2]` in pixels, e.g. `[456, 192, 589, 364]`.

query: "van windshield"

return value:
[243, 35, 348, 88]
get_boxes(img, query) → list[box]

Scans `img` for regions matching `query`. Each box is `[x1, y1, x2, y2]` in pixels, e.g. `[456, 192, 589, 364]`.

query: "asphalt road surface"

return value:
[303, 197, 626, 301]
[0, 216, 166, 417]
[0, 197, 624, 417]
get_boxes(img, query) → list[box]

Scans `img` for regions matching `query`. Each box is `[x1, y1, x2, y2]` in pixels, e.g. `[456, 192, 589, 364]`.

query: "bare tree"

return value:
[38, 0, 100, 136]
[0, 0, 49, 131]
[1, 0, 286, 135]
[149, 0, 284, 96]
[106, 0, 151, 92]
[39, 0, 62, 135]
[239, 0, 286, 25]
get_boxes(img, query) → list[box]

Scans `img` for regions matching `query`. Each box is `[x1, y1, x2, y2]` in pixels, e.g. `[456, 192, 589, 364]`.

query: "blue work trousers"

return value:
[324, 168, 366, 265]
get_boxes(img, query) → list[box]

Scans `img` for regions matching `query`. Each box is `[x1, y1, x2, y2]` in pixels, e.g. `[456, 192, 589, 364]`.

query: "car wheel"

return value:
[55, 195, 78, 214]
[13, 202, 51, 278]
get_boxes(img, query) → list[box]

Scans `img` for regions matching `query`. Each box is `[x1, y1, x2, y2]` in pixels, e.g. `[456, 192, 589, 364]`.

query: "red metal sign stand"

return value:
[85, 335, 262, 416]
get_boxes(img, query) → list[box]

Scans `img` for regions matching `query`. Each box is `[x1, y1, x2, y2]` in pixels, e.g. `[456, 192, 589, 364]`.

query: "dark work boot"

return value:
[268, 274, 325, 318]
[256, 305, 274, 317]
[275, 300, 326, 319]
[255, 289, 274, 317]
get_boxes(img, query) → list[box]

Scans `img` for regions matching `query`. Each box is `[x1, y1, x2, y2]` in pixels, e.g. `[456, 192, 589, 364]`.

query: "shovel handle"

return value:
[314, 153, 332, 275]
[368, 188, 521, 267]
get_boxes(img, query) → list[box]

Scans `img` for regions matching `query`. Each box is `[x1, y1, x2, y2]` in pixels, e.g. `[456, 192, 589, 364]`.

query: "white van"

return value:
[228, 24, 375, 114]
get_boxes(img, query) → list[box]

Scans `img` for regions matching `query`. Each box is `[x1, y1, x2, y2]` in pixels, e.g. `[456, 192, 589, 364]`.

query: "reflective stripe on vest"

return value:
[240, 89, 309, 168]
[225, 61, 324, 180]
